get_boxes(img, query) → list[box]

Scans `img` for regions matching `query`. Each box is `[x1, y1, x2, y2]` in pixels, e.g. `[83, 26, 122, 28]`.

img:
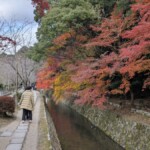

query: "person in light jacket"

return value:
[19, 86, 34, 123]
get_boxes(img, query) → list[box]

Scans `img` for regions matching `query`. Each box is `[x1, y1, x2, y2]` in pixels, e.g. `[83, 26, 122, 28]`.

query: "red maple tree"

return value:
[118, 0, 150, 103]
[36, 57, 60, 89]
[31, 0, 50, 18]
[35, 0, 150, 107]
[0, 35, 16, 51]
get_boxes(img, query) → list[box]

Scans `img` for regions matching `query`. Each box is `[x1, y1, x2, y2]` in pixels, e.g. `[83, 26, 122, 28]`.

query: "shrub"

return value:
[0, 83, 3, 89]
[0, 96, 15, 115]
[16, 92, 22, 102]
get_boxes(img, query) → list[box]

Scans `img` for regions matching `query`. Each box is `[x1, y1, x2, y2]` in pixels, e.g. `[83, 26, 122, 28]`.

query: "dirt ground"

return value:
[108, 98, 150, 125]
[0, 109, 18, 128]
[110, 106, 150, 125]
[0, 115, 16, 128]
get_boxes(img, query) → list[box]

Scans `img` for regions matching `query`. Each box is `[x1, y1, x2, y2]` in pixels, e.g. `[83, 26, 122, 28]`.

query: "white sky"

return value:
[0, 0, 38, 51]
[0, 0, 35, 20]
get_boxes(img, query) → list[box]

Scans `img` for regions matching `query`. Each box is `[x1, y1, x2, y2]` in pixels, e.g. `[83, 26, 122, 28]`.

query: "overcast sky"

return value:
[0, 0, 38, 50]
[0, 0, 35, 20]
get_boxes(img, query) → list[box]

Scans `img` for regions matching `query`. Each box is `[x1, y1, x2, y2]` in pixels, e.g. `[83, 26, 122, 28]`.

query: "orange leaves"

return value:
[110, 89, 123, 95]
[53, 72, 81, 104]
[69, 59, 109, 107]
[143, 76, 150, 89]
[75, 88, 107, 108]
[120, 42, 150, 64]
[122, 23, 150, 42]
[92, 95, 107, 109]
[76, 34, 88, 43]
[86, 12, 129, 48]
[36, 79, 52, 89]
[132, 0, 150, 18]
[35, 0, 150, 107]
[99, 52, 119, 67]
[119, 0, 150, 87]
[53, 32, 72, 46]
[36, 57, 59, 89]
[36, 68, 54, 89]
[83, 0, 150, 102]
[53, 30, 88, 47]
[119, 78, 130, 93]
[50, 29, 88, 61]
[123, 0, 150, 46]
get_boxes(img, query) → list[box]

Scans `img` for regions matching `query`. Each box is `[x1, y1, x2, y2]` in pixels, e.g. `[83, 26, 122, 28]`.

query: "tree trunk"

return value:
[130, 90, 134, 107]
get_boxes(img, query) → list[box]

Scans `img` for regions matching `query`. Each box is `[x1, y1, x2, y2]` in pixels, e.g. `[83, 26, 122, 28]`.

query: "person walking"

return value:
[19, 86, 34, 123]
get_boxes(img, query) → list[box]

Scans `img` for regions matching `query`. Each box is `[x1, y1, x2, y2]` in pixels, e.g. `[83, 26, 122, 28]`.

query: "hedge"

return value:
[0, 96, 15, 115]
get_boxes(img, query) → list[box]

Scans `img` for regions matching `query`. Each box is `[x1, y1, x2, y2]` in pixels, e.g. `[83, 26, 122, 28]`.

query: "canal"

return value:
[47, 101, 124, 150]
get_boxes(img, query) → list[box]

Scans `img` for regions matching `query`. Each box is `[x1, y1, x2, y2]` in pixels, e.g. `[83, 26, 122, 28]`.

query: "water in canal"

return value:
[47, 101, 124, 150]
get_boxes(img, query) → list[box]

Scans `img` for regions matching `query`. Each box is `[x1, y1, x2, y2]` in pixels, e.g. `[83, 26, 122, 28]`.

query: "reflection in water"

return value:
[47, 101, 124, 150]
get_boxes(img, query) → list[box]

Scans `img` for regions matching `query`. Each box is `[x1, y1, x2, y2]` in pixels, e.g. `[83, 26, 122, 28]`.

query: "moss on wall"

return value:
[68, 103, 150, 150]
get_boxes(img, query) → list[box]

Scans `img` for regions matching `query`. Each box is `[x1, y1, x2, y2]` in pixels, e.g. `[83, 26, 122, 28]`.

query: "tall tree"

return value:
[30, 0, 97, 61]
[2, 46, 38, 88]
[31, 0, 50, 23]
[118, 0, 150, 104]
[0, 19, 16, 52]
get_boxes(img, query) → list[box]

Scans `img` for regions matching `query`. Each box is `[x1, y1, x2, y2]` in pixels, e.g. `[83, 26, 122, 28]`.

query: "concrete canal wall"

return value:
[66, 102, 150, 150]
[44, 98, 62, 150]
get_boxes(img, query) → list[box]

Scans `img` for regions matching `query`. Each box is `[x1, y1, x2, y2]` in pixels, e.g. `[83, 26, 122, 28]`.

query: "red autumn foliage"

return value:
[36, 68, 54, 89]
[53, 32, 73, 47]
[143, 76, 150, 89]
[69, 59, 109, 107]
[119, 0, 150, 89]
[71, 0, 150, 106]
[36, 0, 150, 107]
[86, 9, 135, 51]
[54, 31, 88, 47]
[0, 35, 16, 50]
[31, 0, 50, 17]
[36, 57, 60, 89]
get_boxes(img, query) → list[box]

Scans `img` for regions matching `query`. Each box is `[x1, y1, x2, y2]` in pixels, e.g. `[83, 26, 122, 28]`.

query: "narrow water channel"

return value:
[47, 101, 124, 150]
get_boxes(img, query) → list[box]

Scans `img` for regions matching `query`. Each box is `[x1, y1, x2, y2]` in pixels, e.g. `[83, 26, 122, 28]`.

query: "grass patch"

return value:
[0, 109, 17, 129]
[38, 99, 52, 150]
[0, 115, 16, 128]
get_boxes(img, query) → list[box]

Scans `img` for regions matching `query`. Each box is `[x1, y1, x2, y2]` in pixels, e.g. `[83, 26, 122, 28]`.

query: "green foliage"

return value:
[33, 0, 150, 108]
[0, 83, 3, 89]
[104, 73, 122, 90]
[34, 9, 41, 23]
[88, 0, 133, 18]
[37, 0, 96, 41]
[16, 92, 22, 102]
[57, 0, 96, 28]
[31, 0, 97, 61]
[116, 0, 134, 16]
[27, 41, 51, 61]
[88, 0, 116, 17]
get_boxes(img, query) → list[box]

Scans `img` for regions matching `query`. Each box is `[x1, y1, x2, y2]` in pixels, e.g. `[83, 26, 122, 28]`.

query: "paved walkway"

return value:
[0, 91, 41, 150]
